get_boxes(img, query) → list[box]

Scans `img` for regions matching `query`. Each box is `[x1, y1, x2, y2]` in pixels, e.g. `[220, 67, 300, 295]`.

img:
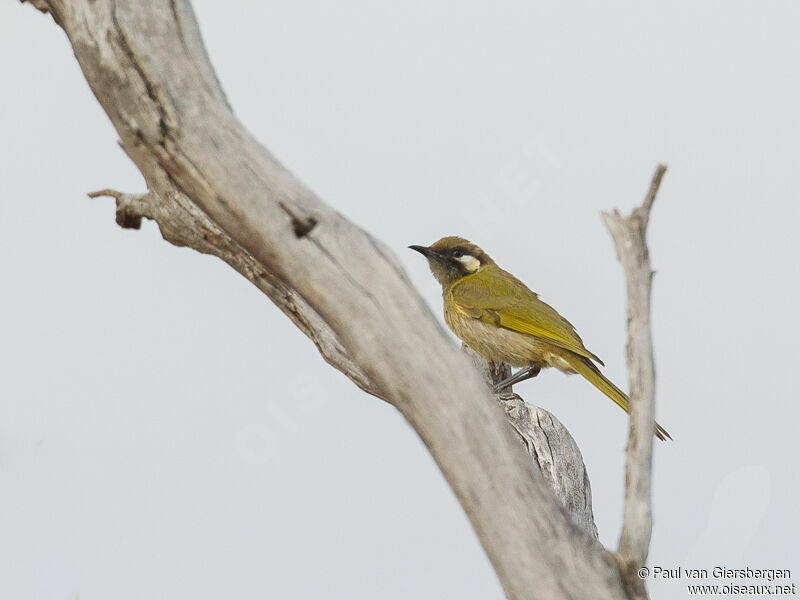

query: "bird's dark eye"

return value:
[452, 250, 463, 258]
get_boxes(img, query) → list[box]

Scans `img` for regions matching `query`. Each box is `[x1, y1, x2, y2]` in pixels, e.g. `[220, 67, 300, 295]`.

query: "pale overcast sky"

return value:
[2, 1, 798, 598]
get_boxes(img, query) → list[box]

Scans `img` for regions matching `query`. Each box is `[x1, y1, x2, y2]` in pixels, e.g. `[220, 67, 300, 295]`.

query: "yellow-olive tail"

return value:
[566, 355, 672, 441]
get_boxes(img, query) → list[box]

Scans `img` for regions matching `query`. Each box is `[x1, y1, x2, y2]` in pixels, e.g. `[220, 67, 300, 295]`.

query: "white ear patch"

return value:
[456, 254, 481, 272]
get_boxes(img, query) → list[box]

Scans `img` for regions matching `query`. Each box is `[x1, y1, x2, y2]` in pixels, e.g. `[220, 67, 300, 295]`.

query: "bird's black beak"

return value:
[408, 245, 441, 260]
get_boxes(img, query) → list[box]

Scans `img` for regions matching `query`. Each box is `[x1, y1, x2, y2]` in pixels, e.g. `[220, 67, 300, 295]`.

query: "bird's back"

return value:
[445, 265, 603, 365]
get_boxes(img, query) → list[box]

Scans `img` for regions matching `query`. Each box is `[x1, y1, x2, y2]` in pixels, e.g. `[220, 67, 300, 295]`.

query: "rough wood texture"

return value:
[88, 187, 603, 546]
[464, 347, 599, 539]
[603, 164, 668, 600]
[23, 1, 635, 598]
[85, 187, 379, 399]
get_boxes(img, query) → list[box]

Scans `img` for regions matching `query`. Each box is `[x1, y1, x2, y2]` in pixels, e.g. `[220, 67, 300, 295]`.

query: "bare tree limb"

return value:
[87, 184, 605, 543]
[91, 184, 605, 543]
[86, 188, 603, 544]
[86, 186, 381, 398]
[464, 347, 599, 540]
[602, 164, 668, 599]
[21, 1, 631, 598]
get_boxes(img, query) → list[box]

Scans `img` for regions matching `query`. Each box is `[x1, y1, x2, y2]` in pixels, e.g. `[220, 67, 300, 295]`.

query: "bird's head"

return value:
[409, 236, 494, 286]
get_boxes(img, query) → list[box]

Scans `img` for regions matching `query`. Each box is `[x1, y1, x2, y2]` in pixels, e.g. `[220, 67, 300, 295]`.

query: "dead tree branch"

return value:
[85, 186, 380, 397]
[88, 184, 605, 544]
[464, 346, 599, 540]
[603, 164, 668, 599]
[20, 1, 649, 598]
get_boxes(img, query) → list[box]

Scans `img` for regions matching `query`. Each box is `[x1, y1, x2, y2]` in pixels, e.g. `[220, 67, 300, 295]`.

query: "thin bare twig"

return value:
[87, 188, 123, 200]
[602, 163, 668, 600]
[641, 164, 667, 216]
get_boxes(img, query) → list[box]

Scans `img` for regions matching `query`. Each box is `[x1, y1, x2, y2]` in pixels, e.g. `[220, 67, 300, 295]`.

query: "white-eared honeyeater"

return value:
[410, 236, 670, 441]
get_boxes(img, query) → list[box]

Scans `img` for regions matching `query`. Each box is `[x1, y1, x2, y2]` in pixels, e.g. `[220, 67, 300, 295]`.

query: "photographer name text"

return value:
[649, 567, 791, 581]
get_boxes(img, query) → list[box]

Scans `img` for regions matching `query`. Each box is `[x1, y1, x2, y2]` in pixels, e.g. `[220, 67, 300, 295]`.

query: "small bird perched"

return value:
[410, 236, 670, 441]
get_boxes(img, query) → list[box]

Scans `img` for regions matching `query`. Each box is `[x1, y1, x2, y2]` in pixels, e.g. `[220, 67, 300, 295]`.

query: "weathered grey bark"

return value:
[464, 347, 599, 540]
[19, 1, 661, 598]
[85, 187, 379, 399]
[88, 189, 604, 542]
[603, 164, 668, 600]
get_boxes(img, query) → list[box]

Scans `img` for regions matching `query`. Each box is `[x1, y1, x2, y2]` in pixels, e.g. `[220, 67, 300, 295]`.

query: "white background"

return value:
[2, 1, 798, 598]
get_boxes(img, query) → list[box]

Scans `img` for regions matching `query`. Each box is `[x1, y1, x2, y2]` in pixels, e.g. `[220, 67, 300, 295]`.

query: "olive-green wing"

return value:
[450, 266, 604, 365]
